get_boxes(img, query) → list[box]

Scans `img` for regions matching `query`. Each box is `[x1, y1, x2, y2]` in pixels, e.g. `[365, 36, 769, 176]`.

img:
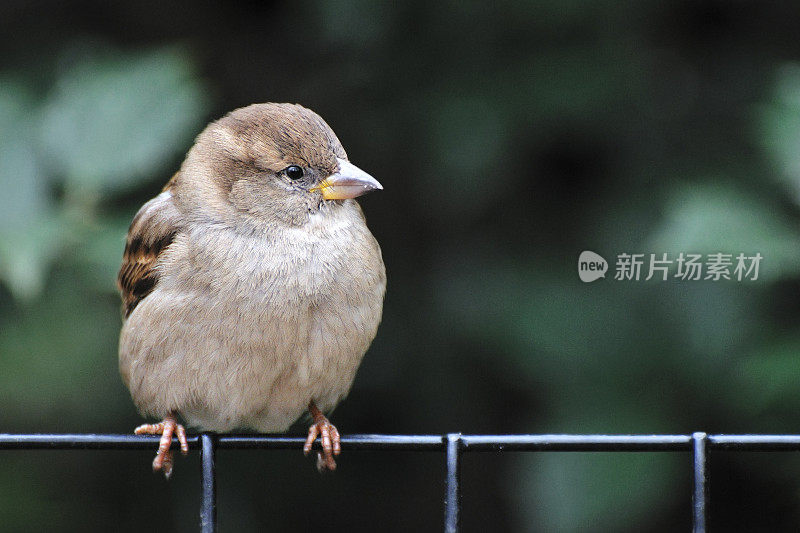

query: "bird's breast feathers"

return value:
[119, 197, 385, 431]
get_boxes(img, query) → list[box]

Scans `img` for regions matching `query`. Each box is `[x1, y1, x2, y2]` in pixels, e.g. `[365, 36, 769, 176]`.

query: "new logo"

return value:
[578, 251, 607, 282]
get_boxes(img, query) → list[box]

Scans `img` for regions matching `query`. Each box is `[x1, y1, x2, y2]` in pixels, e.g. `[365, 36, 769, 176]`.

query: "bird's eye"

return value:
[285, 165, 304, 180]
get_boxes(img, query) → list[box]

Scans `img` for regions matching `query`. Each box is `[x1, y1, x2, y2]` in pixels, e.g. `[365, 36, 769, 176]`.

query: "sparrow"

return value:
[117, 103, 386, 476]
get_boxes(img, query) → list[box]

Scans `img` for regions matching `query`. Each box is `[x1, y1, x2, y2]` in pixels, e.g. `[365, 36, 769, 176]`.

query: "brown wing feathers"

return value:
[117, 229, 177, 317]
[117, 177, 183, 318]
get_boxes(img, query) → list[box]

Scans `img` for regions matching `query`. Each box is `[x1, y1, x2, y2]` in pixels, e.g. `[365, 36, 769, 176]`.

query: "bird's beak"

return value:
[314, 158, 383, 200]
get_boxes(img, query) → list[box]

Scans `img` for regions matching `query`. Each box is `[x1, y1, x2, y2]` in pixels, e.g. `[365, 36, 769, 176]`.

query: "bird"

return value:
[117, 103, 386, 476]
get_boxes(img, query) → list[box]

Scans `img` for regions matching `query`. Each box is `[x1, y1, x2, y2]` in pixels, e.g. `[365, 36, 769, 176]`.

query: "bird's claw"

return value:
[135, 414, 188, 479]
[304, 412, 341, 472]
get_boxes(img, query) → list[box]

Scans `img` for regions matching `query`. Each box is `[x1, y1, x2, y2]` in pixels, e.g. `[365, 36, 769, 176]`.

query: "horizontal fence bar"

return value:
[6, 433, 800, 451]
[0, 433, 201, 449]
[460, 434, 694, 451]
[0, 434, 443, 450]
[215, 434, 445, 451]
[708, 435, 800, 450]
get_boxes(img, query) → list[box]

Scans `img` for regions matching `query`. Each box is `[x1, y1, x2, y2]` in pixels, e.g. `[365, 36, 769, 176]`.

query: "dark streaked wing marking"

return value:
[117, 177, 183, 318]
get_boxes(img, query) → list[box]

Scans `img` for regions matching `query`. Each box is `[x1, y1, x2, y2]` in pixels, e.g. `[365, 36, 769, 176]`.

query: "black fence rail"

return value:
[3, 432, 800, 532]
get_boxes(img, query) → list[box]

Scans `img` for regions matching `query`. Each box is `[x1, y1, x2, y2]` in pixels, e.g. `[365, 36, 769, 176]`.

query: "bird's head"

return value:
[175, 103, 382, 228]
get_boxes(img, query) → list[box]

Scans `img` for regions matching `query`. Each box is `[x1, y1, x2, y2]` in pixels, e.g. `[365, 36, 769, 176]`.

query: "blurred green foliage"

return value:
[3, 1, 800, 531]
[0, 44, 207, 299]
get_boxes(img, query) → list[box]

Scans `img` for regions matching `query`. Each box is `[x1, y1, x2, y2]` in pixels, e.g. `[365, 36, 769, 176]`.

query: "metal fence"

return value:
[3, 432, 800, 532]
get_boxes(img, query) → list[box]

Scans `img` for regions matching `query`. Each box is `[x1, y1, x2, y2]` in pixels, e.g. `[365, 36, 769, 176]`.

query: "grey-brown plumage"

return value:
[117, 103, 385, 474]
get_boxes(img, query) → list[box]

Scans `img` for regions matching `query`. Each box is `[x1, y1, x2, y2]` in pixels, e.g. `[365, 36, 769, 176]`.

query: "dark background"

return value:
[3, 1, 800, 531]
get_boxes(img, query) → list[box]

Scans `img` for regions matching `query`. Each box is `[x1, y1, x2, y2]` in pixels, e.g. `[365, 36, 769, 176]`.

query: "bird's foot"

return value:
[304, 401, 341, 472]
[134, 413, 188, 479]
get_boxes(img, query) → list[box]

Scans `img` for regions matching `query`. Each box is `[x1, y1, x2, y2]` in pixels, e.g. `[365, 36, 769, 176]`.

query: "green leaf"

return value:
[646, 183, 800, 281]
[0, 45, 210, 300]
[757, 63, 800, 202]
[39, 44, 209, 195]
[0, 79, 65, 300]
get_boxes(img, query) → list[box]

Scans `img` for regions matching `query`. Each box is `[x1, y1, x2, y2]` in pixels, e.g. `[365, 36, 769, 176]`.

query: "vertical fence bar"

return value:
[692, 432, 708, 533]
[444, 433, 463, 533]
[200, 433, 217, 533]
